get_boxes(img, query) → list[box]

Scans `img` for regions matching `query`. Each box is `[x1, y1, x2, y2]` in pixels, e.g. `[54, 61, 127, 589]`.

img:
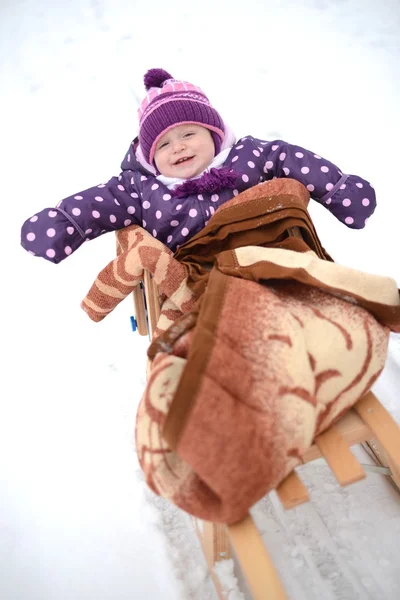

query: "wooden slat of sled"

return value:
[132, 284, 148, 336]
[132, 271, 161, 339]
[276, 470, 309, 509]
[193, 519, 228, 600]
[315, 426, 366, 486]
[227, 515, 288, 600]
[302, 409, 372, 463]
[277, 409, 371, 510]
[212, 521, 232, 561]
[144, 271, 161, 339]
[193, 520, 229, 600]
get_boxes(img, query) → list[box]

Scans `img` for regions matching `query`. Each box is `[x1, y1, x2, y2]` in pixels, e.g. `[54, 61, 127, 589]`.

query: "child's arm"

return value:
[20, 171, 142, 263]
[250, 137, 376, 228]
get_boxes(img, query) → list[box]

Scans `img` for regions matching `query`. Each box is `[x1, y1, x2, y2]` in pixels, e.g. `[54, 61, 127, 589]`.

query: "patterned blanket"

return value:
[82, 179, 400, 524]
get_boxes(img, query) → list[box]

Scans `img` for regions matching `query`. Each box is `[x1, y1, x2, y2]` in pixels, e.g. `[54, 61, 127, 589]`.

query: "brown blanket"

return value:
[82, 179, 400, 524]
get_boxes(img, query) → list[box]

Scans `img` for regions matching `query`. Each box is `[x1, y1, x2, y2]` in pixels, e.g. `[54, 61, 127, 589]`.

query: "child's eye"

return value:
[158, 141, 169, 149]
[183, 132, 195, 138]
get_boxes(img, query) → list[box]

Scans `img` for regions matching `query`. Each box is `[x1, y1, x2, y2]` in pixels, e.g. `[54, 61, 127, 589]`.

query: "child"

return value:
[21, 68, 376, 263]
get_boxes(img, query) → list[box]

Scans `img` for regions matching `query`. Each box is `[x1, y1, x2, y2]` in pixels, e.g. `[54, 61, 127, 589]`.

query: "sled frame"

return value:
[133, 271, 400, 600]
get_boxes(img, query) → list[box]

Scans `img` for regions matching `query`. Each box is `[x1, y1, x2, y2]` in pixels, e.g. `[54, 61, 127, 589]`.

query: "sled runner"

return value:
[82, 178, 400, 600]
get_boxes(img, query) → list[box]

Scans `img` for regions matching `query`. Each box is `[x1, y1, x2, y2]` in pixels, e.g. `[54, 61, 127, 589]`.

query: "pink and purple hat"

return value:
[138, 68, 225, 166]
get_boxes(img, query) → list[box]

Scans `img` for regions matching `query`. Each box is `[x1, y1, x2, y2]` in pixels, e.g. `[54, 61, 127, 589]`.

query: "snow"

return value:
[1, 0, 399, 598]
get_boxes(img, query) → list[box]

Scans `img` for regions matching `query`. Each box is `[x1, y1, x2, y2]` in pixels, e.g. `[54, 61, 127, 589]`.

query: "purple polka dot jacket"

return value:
[21, 136, 376, 263]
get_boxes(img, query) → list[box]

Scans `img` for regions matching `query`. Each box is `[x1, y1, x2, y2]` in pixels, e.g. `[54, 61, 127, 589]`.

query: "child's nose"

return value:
[172, 139, 185, 152]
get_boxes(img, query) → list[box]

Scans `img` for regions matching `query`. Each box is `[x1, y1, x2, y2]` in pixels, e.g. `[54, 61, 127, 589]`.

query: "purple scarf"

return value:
[172, 167, 240, 199]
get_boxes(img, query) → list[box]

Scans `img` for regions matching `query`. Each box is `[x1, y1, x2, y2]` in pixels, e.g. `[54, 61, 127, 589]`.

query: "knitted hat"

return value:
[138, 68, 225, 166]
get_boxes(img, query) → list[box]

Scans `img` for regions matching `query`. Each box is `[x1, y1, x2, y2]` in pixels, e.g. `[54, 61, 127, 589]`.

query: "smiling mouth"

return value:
[174, 156, 194, 165]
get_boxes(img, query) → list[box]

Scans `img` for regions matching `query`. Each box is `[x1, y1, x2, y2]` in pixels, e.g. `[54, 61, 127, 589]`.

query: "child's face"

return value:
[154, 124, 215, 178]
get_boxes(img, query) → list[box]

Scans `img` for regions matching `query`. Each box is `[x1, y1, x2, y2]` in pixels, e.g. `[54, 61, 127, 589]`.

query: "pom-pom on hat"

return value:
[138, 68, 225, 166]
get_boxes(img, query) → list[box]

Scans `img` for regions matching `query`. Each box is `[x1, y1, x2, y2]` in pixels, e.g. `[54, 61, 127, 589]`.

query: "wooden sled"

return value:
[132, 271, 400, 600]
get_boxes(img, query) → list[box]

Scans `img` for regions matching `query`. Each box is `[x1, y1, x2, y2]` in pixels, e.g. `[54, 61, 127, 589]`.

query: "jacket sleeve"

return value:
[21, 171, 142, 263]
[251, 137, 376, 228]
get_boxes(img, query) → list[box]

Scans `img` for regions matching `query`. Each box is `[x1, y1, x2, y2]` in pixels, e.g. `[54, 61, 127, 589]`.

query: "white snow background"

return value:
[1, 0, 400, 598]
